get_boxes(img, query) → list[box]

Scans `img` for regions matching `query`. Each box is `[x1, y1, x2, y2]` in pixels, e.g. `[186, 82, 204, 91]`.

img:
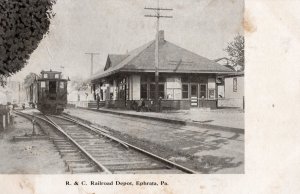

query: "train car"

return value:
[30, 70, 68, 114]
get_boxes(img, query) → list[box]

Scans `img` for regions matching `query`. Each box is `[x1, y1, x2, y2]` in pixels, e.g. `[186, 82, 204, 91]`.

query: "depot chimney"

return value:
[158, 30, 165, 43]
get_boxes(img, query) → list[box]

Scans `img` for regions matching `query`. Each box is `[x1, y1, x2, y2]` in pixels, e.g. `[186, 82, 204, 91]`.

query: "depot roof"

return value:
[90, 31, 234, 82]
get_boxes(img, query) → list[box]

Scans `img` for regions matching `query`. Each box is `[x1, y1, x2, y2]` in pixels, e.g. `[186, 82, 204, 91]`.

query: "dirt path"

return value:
[0, 114, 66, 174]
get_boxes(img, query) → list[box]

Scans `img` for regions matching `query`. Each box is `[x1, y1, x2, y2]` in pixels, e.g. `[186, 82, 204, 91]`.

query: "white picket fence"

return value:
[68, 101, 89, 108]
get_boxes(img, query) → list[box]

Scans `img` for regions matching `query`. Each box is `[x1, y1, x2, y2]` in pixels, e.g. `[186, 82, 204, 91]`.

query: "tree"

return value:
[0, 0, 56, 85]
[224, 35, 244, 71]
[69, 77, 89, 92]
[24, 72, 38, 88]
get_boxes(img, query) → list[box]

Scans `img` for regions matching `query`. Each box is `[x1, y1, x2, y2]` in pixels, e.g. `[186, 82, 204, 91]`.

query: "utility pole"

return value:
[85, 52, 100, 76]
[145, 0, 172, 112]
[18, 82, 21, 103]
[60, 65, 64, 72]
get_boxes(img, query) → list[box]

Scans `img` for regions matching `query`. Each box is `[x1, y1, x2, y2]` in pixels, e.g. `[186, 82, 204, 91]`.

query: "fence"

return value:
[68, 101, 105, 109]
[68, 101, 89, 108]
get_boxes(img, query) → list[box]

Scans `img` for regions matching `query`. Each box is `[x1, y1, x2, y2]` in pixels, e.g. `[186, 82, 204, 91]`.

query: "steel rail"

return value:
[61, 113, 110, 134]
[54, 115, 129, 149]
[58, 114, 198, 174]
[14, 111, 111, 174]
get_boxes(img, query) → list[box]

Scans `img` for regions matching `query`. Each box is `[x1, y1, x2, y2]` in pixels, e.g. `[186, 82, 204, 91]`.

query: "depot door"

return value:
[190, 84, 198, 107]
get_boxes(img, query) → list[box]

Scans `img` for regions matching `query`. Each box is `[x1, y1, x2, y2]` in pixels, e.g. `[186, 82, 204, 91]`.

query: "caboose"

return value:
[31, 70, 68, 114]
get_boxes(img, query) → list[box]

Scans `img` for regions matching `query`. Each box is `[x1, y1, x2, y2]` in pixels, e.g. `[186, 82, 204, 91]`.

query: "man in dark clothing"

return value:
[137, 98, 145, 112]
[158, 96, 162, 112]
[96, 93, 100, 110]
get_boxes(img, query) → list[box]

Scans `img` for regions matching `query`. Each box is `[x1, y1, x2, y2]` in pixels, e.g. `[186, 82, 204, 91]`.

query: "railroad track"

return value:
[14, 111, 109, 174]
[14, 110, 197, 174]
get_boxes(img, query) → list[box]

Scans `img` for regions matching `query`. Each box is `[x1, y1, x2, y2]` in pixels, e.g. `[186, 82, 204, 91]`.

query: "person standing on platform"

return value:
[137, 98, 145, 112]
[7, 102, 13, 115]
[158, 96, 162, 112]
[96, 93, 100, 110]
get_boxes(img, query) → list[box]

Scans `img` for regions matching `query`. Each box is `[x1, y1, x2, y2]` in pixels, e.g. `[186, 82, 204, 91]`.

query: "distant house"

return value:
[67, 81, 94, 108]
[90, 31, 234, 110]
[218, 72, 244, 109]
[6, 80, 26, 104]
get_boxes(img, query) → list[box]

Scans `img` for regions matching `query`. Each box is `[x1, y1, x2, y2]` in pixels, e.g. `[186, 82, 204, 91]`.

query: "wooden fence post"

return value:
[2, 114, 6, 131]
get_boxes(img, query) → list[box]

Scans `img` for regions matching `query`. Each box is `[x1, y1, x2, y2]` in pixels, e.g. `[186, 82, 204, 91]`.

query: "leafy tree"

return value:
[69, 76, 89, 92]
[0, 0, 56, 85]
[24, 72, 38, 88]
[224, 35, 244, 71]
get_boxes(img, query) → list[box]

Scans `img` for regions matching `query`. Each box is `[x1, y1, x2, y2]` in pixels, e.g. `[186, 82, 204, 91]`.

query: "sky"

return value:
[11, 0, 244, 81]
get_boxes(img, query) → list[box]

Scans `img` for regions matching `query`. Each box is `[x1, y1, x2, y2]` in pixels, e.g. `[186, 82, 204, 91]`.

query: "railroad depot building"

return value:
[218, 72, 244, 109]
[90, 31, 234, 110]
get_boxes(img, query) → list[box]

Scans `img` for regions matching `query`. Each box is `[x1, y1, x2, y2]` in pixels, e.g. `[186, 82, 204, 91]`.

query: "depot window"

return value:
[149, 84, 155, 99]
[60, 82, 64, 89]
[43, 74, 48, 78]
[182, 84, 188, 99]
[140, 83, 147, 99]
[159, 84, 164, 98]
[55, 74, 59, 79]
[200, 85, 207, 98]
[233, 78, 237, 92]
[208, 89, 215, 99]
[117, 78, 127, 100]
[149, 84, 165, 99]
[41, 81, 46, 88]
[140, 75, 165, 100]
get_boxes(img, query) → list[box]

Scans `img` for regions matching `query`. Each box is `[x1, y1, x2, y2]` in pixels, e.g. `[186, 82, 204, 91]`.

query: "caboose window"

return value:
[60, 82, 64, 89]
[41, 81, 46, 88]
[43, 74, 48, 78]
[55, 74, 59, 78]
[49, 81, 56, 94]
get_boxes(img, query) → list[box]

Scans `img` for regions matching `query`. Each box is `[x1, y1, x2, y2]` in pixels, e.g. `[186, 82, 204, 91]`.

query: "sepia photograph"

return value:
[0, 0, 244, 175]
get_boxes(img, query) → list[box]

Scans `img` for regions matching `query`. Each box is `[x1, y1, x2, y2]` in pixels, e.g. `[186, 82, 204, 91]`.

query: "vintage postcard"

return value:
[0, 0, 299, 193]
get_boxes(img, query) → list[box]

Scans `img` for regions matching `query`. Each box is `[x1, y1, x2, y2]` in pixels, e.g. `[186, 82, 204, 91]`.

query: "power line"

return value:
[144, 7, 173, 11]
[144, 0, 173, 112]
[144, 15, 172, 18]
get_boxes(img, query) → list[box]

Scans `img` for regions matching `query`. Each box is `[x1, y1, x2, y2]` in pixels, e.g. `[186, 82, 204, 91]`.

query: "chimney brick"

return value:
[158, 30, 164, 43]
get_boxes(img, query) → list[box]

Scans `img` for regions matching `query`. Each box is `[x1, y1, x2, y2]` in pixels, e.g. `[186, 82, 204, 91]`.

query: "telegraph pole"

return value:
[60, 66, 64, 72]
[85, 52, 100, 76]
[18, 82, 20, 103]
[145, 0, 172, 112]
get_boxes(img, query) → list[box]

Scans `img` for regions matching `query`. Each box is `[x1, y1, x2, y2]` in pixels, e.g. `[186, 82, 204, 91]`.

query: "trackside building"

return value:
[90, 31, 234, 110]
